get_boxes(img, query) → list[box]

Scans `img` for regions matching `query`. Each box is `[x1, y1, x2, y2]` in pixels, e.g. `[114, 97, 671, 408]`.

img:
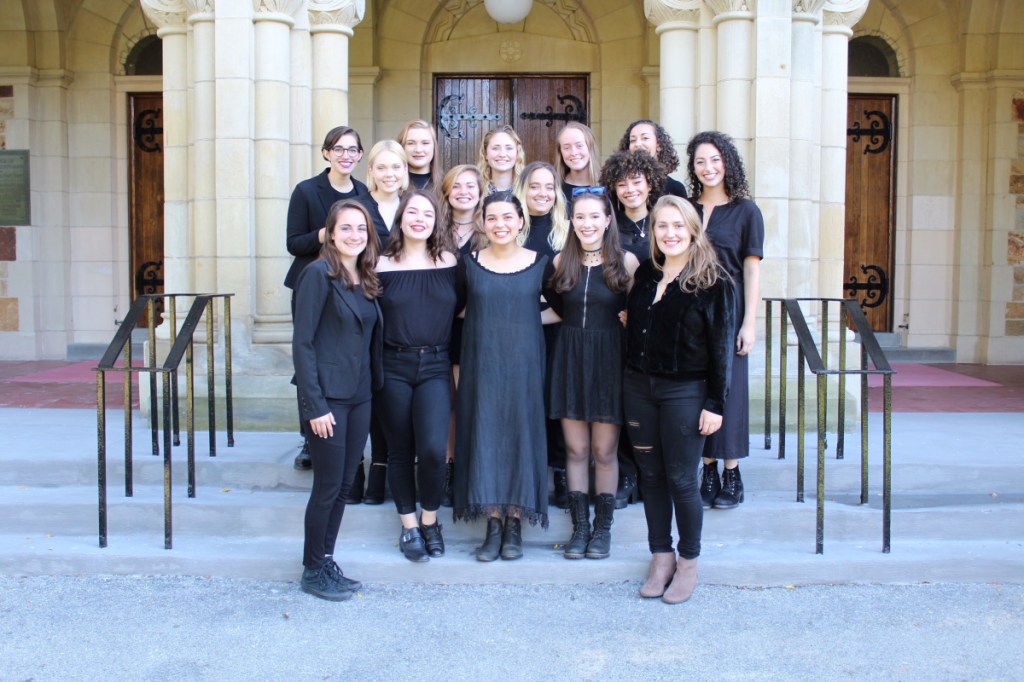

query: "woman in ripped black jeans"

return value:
[623, 195, 735, 604]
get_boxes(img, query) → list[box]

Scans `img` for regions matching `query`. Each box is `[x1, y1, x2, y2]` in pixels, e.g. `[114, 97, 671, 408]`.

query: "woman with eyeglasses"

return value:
[285, 126, 369, 472]
[624, 195, 735, 604]
[544, 186, 639, 559]
[397, 119, 442, 193]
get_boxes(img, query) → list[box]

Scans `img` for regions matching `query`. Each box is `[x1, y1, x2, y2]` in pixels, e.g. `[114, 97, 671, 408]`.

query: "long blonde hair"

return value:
[477, 125, 525, 192]
[513, 161, 569, 251]
[554, 122, 601, 187]
[650, 195, 723, 293]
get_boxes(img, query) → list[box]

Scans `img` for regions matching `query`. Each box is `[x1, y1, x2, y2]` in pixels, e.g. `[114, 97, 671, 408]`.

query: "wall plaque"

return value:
[0, 150, 30, 225]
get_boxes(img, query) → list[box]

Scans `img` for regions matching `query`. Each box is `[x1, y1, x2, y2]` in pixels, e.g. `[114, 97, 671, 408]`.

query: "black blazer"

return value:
[291, 260, 383, 421]
[284, 169, 369, 289]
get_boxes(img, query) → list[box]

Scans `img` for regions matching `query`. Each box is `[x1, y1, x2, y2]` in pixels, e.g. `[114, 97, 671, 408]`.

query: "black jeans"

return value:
[376, 347, 451, 515]
[303, 398, 372, 569]
[623, 369, 707, 559]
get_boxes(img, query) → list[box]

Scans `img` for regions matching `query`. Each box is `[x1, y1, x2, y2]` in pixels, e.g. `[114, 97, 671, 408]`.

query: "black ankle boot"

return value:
[586, 493, 615, 559]
[398, 526, 429, 563]
[363, 462, 387, 505]
[344, 461, 365, 504]
[614, 473, 637, 510]
[714, 465, 744, 509]
[293, 440, 312, 471]
[700, 462, 721, 509]
[441, 461, 454, 508]
[563, 491, 591, 559]
[475, 517, 503, 562]
[420, 521, 445, 557]
[552, 468, 569, 509]
[500, 516, 523, 560]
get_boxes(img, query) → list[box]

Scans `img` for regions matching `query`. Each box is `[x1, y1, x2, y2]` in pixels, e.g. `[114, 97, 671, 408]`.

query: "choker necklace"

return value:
[453, 220, 474, 225]
[626, 215, 648, 238]
[583, 247, 602, 253]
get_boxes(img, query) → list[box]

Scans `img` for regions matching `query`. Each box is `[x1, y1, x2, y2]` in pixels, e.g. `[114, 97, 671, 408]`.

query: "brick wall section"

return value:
[1010, 94, 1024, 336]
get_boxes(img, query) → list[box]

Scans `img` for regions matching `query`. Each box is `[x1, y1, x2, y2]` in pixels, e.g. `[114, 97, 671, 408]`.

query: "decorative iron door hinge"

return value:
[519, 94, 586, 127]
[437, 95, 502, 140]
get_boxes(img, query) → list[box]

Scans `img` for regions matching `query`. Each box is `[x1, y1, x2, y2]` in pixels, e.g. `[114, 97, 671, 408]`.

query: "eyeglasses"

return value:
[571, 186, 606, 197]
[330, 145, 361, 157]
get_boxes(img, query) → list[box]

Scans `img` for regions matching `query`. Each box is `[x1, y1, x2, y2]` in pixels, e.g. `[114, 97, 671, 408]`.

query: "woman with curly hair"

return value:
[624, 195, 735, 603]
[600, 149, 666, 262]
[618, 119, 688, 199]
[477, 125, 525, 194]
[685, 130, 765, 511]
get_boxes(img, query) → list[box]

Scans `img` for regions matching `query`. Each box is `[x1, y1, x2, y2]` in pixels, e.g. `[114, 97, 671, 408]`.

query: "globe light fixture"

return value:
[484, 0, 533, 24]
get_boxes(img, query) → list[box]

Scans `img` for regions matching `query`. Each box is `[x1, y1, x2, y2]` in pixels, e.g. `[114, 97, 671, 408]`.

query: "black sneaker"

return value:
[293, 441, 312, 471]
[324, 559, 362, 592]
[300, 565, 352, 601]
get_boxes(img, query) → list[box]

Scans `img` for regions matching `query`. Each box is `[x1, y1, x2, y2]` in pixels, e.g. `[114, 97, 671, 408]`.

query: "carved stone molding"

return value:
[823, 0, 868, 33]
[644, 0, 701, 29]
[181, 0, 215, 17]
[254, 0, 304, 21]
[308, 0, 365, 31]
[141, 0, 189, 30]
[705, 0, 755, 16]
[792, 0, 826, 23]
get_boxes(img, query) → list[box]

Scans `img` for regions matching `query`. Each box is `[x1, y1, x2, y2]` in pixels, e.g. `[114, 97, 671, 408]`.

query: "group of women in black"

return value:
[286, 119, 765, 604]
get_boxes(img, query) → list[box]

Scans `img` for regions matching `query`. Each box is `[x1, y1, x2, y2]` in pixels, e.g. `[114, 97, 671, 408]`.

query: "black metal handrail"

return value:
[762, 297, 895, 554]
[95, 293, 233, 550]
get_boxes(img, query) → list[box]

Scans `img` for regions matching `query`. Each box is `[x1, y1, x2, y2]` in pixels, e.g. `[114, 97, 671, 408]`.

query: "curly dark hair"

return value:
[599, 150, 667, 212]
[685, 130, 750, 201]
[617, 120, 680, 173]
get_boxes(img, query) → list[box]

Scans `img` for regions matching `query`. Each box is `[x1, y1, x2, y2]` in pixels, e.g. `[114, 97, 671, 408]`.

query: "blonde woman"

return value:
[397, 119, 442, 193]
[360, 139, 409, 245]
[555, 122, 601, 200]
[478, 124, 525, 194]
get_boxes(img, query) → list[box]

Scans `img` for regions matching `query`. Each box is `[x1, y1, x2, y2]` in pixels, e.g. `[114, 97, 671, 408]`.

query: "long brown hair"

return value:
[440, 164, 484, 253]
[550, 190, 631, 294]
[319, 199, 381, 299]
[383, 189, 453, 261]
[649, 195, 722, 294]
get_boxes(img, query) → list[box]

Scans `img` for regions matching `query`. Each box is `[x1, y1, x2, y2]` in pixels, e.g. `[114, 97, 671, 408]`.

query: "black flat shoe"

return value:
[399, 527, 430, 562]
[420, 522, 445, 557]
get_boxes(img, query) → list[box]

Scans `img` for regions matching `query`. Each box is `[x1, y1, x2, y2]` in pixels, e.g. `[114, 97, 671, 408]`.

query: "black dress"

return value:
[616, 210, 650, 261]
[693, 198, 765, 460]
[453, 253, 552, 528]
[545, 263, 627, 425]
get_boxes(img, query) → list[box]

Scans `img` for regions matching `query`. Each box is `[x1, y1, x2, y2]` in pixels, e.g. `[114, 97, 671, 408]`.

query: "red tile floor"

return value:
[1, 360, 1021, 413]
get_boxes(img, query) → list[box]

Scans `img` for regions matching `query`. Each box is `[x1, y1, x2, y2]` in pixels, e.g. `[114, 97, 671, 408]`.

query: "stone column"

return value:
[142, 0, 191, 326]
[185, 0, 218, 298]
[819, 1, 868, 300]
[289, 7, 313, 188]
[644, 1, 701, 163]
[787, 0, 826, 299]
[706, 0, 755, 160]
[308, 0, 365, 175]
[253, 0, 302, 344]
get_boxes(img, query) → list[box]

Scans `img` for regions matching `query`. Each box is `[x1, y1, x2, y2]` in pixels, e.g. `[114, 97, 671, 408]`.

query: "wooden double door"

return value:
[127, 92, 165, 327]
[844, 94, 897, 332]
[433, 75, 589, 170]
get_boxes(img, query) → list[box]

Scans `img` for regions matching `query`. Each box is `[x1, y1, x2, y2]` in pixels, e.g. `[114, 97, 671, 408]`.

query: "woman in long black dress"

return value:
[545, 187, 638, 560]
[285, 126, 368, 471]
[453, 192, 558, 562]
[686, 131, 765, 510]
[292, 199, 381, 601]
[624, 195, 735, 604]
[375, 190, 459, 562]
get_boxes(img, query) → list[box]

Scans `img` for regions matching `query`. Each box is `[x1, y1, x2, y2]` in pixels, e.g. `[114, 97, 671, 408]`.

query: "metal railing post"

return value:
[764, 299, 772, 450]
[148, 298, 158, 456]
[97, 370, 107, 548]
[816, 372, 827, 554]
[206, 298, 216, 457]
[778, 310, 788, 460]
[224, 296, 234, 447]
[797, 343, 805, 503]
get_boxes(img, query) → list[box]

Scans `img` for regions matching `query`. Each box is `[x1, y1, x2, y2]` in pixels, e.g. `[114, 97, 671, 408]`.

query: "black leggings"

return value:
[303, 398, 371, 569]
[623, 370, 707, 559]
[376, 348, 451, 515]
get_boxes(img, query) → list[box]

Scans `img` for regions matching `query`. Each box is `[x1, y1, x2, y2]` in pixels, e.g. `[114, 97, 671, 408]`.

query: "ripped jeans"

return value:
[623, 369, 707, 559]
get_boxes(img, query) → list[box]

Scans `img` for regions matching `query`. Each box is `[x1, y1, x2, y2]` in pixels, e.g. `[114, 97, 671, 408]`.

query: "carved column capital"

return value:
[822, 0, 869, 35]
[253, 0, 303, 24]
[180, 0, 215, 17]
[645, 0, 701, 30]
[141, 0, 189, 33]
[705, 0, 754, 25]
[308, 0, 365, 35]
[792, 0, 827, 23]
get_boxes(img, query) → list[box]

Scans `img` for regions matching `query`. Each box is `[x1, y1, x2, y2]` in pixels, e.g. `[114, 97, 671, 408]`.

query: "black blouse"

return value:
[524, 212, 557, 259]
[624, 260, 736, 414]
[378, 267, 459, 348]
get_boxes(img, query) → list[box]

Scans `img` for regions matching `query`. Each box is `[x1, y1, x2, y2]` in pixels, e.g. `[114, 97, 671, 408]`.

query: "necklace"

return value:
[453, 220, 474, 225]
[583, 247, 601, 253]
[582, 248, 602, 266]
[626, 215, 648, 238]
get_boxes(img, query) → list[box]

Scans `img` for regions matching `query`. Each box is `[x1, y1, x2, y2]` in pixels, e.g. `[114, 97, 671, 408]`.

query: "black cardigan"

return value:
[624, 259, 736, 414]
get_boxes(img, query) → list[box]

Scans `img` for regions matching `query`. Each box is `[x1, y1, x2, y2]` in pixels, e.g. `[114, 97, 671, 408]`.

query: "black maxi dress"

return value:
[694, 198, 765, 460]
[453, 252, 552, 528]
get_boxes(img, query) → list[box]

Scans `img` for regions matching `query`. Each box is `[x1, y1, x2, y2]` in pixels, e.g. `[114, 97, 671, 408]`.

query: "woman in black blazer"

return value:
[292, 199, 382, 602]
[285, 126, 369, 471]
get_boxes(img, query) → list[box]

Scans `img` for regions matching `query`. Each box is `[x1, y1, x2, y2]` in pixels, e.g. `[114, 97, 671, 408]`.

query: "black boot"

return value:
[441, 461, 454, 508]
[475, 517, 503, 562]
[552, 468, 569, 509]
[586, 493, 615, 559]
[344, 460, 364, 504]
[563, 491, 591, 559]
[363, 462, 387, 505]
[398, 526, 429, 562]
[613, 473, 638, 510]
[420, 521, 445, 557]
[293, 440, 312, 471]
[700, 462, 721, 509]
[500, 516, 523, 560]
[714, 465, 745, 509]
